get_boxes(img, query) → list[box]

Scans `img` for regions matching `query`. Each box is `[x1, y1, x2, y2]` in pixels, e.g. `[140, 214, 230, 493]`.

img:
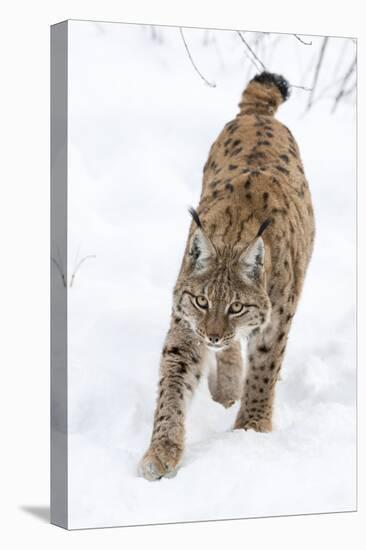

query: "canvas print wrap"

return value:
[51, 20, 356, 529]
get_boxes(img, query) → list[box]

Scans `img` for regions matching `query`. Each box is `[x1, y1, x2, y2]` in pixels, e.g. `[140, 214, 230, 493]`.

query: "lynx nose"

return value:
[208, 334, 220, 345]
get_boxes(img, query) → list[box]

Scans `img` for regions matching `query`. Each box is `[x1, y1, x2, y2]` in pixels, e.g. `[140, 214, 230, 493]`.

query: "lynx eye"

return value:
[228, 301, 244, 314]
[195, 295, 208, 309]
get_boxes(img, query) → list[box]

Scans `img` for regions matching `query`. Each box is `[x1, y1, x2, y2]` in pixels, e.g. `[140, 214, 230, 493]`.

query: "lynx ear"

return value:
[239, 218, 271, 280]
[189, 228, 215, 271]
[188, 207, 215, 271]
[239, 237, 265, 280]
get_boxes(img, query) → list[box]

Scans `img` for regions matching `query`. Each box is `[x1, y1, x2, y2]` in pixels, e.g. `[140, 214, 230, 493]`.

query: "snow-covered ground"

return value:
[66, 21, 356, 529]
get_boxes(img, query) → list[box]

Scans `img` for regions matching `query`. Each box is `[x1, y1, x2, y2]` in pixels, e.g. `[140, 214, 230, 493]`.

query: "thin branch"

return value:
[212, 37, 226, 71]
[315, 74, 348, 102]
[94, 23, 106, 35]
[300, 45, 317, 88]
[236, 32, 259, 80]
[293, 34, 313, 46]
[256, 32, 268, 69]
[332, 83, 356, 112]
[69, 255, 96, 287]
[332, 56, 357, 112]
[202, 29, 212, 46]
[236, 33, 260, 75]
[73, 245, 80, 275]
[332, 39, 349, 81]
[236, 32, 312, 94]
[306, 36, 329, 110]
[51, 257, 67, 288]
[236, 31, 266, 71]
[341, 79, 356, 99]
[179, 27, 216, 88]
[265, 35, 283, 67]
[290, 84, 313, 92]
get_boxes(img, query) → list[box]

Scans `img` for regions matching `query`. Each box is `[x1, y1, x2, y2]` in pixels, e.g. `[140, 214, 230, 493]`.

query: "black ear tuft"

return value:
[188, 206, 203, 229]
[256, 218, 272, 238]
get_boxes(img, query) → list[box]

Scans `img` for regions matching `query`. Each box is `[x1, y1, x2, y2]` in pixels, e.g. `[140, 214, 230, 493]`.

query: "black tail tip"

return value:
[251, 71, 290, 101]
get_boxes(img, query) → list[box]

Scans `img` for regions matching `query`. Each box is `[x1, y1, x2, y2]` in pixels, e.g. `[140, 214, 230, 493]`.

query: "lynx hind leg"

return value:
[234, 314, 291, 433]
[209, 341, 244, 408]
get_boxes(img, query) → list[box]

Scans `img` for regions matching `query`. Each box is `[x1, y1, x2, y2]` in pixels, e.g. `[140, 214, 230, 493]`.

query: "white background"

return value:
[0, 0, 364, 548]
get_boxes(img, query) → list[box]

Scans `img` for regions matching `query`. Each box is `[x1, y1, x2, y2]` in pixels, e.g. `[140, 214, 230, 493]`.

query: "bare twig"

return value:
[73, 245, 81, 275]
[315, 74, 347, 102]
[51, 257, 67, 288]
[69, 255, 96, 287]
[332, 39, 349, 81]
[179, 27, 216, 87]
[212, 37, 226, 70]
[291, 84, 313, 92]
[332, 56, 357, 112]
[202, 29, 212, 46]
[300, 46, 317, 89]
[332, 84, 356, 112]
[236, 32, 312, 93]
[94, 23, 106, 35]
[236, 31, 266, 71]
[341, 79, 356, 100]
[306, 36, 329, 110]
[265, 35, 283, 67]
[150, 25, 157, 41]
[294, 34, 313, 46]
[258, 32, 268, 68]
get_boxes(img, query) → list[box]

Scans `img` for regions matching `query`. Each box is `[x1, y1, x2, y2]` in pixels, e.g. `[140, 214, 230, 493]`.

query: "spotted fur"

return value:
[139, 72, 315, 480]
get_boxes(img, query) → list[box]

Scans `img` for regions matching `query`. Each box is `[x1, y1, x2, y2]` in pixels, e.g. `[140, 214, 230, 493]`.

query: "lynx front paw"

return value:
[138, 440, 182, 481]
[234, 415, 272, 433]
[209, 376, 240, 409]
[212, 391, 236, 409]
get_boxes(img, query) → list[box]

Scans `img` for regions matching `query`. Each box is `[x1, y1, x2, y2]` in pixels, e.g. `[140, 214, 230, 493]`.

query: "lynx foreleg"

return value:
[209, 340, 243, 408]
[139, 318, 206, 480]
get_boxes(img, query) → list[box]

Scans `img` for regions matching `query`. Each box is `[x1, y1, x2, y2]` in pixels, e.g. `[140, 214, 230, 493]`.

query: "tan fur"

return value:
[139, 75, 315, 481]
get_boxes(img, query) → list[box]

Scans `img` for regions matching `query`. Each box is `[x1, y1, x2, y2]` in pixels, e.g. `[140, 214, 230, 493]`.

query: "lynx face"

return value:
[174, 228, 272, 350]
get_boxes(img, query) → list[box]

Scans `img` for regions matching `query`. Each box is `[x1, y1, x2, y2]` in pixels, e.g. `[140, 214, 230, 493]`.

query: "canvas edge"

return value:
[50, 20, 68, 530]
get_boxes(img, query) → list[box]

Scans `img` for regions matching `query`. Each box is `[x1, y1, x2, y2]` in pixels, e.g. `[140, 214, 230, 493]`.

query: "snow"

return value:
[65, 21, 356, 529]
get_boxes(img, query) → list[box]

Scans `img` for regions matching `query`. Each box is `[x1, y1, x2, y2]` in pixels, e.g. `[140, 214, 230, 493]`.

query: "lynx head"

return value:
[173, 208, 272, 351]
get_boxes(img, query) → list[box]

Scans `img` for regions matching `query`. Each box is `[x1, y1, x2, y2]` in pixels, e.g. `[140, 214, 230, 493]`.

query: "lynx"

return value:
[139, 72, 315, 481]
